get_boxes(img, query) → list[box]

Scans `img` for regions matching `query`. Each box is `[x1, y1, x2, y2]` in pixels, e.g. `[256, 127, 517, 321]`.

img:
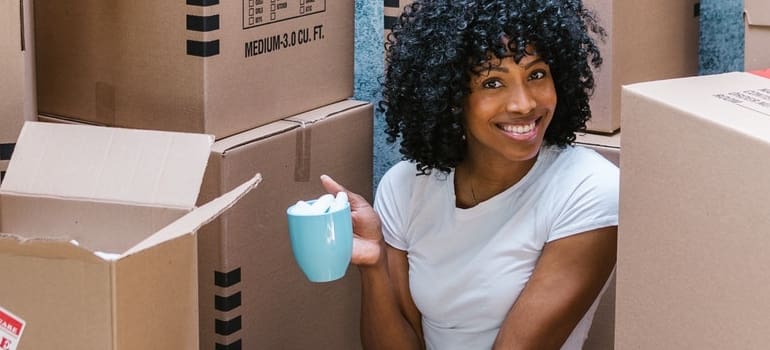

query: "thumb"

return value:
[320, 175, 370, 209]
[320, 174, 346, 194]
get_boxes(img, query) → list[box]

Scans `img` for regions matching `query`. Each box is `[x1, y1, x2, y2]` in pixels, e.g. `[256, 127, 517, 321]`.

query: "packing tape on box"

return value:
[294, 122, 311, 182]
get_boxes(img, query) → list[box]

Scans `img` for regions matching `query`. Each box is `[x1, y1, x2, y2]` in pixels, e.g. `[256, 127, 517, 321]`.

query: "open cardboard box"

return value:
[0, 122, 260, 350]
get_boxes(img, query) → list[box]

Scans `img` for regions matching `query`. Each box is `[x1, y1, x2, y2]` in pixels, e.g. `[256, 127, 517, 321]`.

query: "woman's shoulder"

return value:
[546, 144, 618, 175]
[380, 160, 419, 185]
[377, 160, 449, 206]
[537, 144, 619, 193]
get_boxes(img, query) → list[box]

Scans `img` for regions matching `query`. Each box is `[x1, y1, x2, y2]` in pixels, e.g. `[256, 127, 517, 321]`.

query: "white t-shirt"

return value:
[374, 145, 619, 350]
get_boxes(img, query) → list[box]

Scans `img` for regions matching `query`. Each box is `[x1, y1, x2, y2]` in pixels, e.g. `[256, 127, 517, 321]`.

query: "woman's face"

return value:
[463, 52, 557, 166]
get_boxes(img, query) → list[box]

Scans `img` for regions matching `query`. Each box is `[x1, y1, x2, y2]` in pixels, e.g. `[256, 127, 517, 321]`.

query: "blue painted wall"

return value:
[354, 0, 400, 188]
[699, 0, 744, 74]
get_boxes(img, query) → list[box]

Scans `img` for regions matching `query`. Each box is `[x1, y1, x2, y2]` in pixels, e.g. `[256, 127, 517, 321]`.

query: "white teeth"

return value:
[502, 121, 535, 134]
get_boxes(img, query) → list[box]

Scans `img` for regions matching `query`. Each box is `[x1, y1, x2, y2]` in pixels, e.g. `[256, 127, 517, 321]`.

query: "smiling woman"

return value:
[321, 1, 618, 349]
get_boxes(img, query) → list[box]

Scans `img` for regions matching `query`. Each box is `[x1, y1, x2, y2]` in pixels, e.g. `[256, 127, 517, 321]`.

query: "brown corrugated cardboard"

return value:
[197, 99, 372, 350]
[744, 0, 770, 71]
[35, 0, 354, 140]
[0, 122, 261, 350]
[383, 1, 700, 134]
[617, 72, 770, 348]
[0, 0, 36, 172]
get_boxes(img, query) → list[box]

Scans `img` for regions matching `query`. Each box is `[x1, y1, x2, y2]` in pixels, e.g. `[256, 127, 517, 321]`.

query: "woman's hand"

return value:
[320, 175, 384, 267]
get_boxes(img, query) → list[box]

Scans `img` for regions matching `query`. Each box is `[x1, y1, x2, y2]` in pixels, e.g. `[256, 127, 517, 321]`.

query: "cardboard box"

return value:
[0, 122, 261, 350]
[35, 0, 354, 139]
[0, 0, 37, 173]
[576, 132, 620, 167]
[197, 99, 372, 349]
[617, 72, 770, 348]
[583, 0, 700, 133]
[383, 1, 700, 133]
[744, 0, 770, 71]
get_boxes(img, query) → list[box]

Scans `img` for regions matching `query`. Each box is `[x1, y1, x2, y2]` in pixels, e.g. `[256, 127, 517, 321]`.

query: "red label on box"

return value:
[0, 307, 24, 350]
[0, 311, 20, 337]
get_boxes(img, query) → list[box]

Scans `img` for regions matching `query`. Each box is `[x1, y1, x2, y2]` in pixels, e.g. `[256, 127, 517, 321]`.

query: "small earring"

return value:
[462, 134, 466, 140]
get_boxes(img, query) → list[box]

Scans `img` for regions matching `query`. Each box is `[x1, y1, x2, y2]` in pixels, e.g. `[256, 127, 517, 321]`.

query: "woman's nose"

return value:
[505, 86, 537, 115]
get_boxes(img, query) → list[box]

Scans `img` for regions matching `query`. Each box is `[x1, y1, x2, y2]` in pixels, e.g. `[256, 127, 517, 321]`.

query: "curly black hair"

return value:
[380, 0, 605, 174]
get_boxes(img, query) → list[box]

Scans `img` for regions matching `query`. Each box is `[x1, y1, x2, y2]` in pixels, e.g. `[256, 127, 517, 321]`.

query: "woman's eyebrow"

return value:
[484, 57, 545, 73]
[520, 57, 545, 69]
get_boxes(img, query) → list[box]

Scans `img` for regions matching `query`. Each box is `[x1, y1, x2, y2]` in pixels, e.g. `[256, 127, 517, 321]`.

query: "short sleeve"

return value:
[547, 149, 619, 242]
[373, 161, 415, 251]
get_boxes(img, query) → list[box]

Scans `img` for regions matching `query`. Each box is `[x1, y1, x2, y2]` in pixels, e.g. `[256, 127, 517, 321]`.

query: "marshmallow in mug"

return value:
[289, 192, 349, 215]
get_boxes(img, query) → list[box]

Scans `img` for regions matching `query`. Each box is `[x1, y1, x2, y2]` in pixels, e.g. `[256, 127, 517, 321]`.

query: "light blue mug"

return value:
[286, 200, 353, 282]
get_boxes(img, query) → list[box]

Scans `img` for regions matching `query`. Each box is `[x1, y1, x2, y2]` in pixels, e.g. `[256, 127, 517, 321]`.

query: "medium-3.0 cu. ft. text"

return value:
[245, 24, 324, 57]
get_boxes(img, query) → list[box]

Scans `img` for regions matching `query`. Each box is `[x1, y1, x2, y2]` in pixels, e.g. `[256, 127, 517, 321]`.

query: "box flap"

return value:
[623, 72, 770, 143]
[745, 0, 770, 27]
[123, 173, 262, 256]
[0, 233, 104, 263]
[285, 99, 369, 125]
[0, 122, 213, 209]
[212, 121, 298, 154]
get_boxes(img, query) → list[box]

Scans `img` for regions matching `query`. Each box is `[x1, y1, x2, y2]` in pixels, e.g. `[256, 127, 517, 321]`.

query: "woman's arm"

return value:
[359, 245, 425, 350]
[321, 175, 424, 350]
[493, 225, 617, 350]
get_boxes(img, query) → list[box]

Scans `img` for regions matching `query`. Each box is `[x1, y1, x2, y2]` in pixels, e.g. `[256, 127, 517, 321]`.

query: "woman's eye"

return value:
[529, 70, 546, 81]
[482, 80, 503, 89]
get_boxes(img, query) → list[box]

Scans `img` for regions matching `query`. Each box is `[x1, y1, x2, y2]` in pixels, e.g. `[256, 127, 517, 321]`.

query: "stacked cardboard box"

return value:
[34, 0, 355, 140]
[617, 72, 770, 348]
[30, 1, 369, 349]
[0, 122, 260, 349]
[744, 0, 770, 71]
[36, 101, 373, 350]
[0, 0, 36, 182]
[197, 99, 371, 350]
[383, 0, 700, 134]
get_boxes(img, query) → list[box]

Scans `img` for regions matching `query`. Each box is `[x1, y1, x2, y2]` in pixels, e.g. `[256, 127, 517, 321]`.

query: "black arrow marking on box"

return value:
[384, 16, 398, 30]
[187, 14, 220, 32]
[215, 268, 241, 288]
[215, 339, 242, 350]
[216, 315, 242, 336]
[215, 292, 242, 312]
